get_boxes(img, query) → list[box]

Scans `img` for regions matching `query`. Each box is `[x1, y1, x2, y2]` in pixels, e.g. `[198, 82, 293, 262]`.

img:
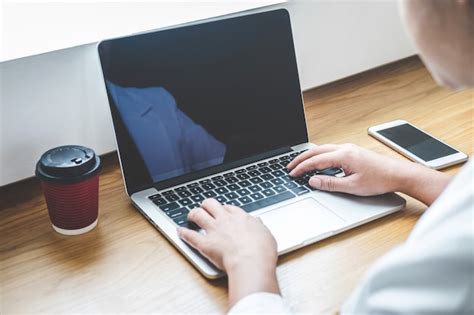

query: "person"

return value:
[177, 0, 474, 314]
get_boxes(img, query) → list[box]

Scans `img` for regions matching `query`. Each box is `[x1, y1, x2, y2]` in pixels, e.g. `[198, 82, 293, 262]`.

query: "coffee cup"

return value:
[35, 145, 101, 235]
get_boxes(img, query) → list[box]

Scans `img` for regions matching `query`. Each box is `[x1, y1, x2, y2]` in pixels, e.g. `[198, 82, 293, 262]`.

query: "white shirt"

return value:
[229, 161, 474, 314]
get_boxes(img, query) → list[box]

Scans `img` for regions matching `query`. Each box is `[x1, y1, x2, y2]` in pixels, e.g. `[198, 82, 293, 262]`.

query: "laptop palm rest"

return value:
[259, 197, 346, 253]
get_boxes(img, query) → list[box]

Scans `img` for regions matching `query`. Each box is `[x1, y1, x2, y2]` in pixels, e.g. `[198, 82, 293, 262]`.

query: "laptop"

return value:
[97, 9, 406, 278]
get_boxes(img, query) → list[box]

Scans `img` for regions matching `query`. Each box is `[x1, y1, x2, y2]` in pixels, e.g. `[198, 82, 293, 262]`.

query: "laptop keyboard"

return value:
[147, 150, 343, 230]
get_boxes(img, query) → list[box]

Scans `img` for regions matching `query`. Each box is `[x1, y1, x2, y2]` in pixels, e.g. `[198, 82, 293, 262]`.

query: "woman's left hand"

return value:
[178, 198, 280, 307]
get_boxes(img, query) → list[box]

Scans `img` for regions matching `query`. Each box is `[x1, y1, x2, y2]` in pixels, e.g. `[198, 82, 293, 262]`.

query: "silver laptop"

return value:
[97, 9, 405, 278]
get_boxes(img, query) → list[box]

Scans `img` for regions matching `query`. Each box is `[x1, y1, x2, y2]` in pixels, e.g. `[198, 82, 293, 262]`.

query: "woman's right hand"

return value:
[287, 144, 451, 205]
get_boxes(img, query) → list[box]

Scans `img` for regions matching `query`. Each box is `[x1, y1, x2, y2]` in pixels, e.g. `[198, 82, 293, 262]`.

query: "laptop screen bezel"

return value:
[97, 8, 308, 195]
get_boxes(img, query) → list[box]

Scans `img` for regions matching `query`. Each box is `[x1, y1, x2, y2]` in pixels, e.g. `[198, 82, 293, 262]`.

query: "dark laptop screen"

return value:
[98, 9, 307, 194]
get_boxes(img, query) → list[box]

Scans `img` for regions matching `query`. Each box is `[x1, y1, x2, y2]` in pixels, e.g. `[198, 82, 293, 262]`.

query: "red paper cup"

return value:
[36, 145, 101, 235]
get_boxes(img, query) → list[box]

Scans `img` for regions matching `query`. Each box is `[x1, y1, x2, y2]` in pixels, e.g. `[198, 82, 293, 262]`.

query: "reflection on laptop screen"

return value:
[99, 9, 307, 194]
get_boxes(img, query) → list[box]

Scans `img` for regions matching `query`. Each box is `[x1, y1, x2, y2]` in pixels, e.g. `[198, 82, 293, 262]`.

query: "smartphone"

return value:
[368, 120, 468, 169]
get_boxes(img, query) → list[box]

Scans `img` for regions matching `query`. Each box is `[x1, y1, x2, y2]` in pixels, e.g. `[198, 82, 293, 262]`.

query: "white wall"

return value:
[0, 1, 415, 186]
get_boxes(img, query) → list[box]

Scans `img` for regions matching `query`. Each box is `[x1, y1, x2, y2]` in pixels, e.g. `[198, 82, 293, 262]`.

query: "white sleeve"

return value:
[342, 162, 474, 315]
[228, 292, 290, 314]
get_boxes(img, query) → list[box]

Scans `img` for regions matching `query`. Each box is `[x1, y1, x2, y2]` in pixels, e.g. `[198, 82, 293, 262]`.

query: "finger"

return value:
[223, 204, 246, 215]
[187, 207, 215, 230]
[287, 144, 340, 170]
[200, 198, 227, 219]
[290, 150, 344, 177]
[177, 227, 208, 251]
[309, 175, 353, 193]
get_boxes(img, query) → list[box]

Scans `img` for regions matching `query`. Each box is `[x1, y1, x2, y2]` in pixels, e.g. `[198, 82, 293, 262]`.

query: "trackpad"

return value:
[259, 198, 345, 252]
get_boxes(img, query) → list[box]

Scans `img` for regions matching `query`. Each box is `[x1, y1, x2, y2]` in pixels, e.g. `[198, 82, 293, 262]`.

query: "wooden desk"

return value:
[1, 56, 472, 313]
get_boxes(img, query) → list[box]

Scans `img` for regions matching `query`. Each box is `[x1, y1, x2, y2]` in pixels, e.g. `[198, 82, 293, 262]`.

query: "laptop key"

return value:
[223, 171, 235, 177]
[260, 182, 273, 189]
[199, 179, 211, 185]
[248, 170, 261, 177]
[261, 174, 274, 181]
[248, 185, 262, 193]
[269, 164, 283, 170]
[202, 183, 216, 191]
[152, 198, 167, 206]
[261, 189, 276, 197]
[190, 187, 204, 194]
[291, 186, 310, 196]
[187, 182, 199, 188]
[191, 194, 205, 202]
[236, 189, 251, 196]
[174, 215, 200, 230]
[250, 193, 265, 200]
[281, 175, 293, 182]
[238, 196, 252, 204]
[279, 155, 291, 161]
[175, 186, 188, 192]
[238, 180, 252, 187]
[227, 184, 240, 191]
[284, 182, 298, 189]
[162, 190, 174, 196]
[216, 187, 229, 194]
[211, 175, 223, 181]
[273, 185, 287, 193]
[236, 173, 250, 180]
[148, 193, 161, 200]
[179, 198, 193, 206]
[178, 191, 192, 198]
[173, 215, 187, 226]
[160, 202, 180, 212]
[235, 169, 246, 174]
[269, 158, 279, 164]
[165, 194, 180, 202]
[241, 191, 296, 213]
[271, 178, 284, 186]
[203, 191, 218, 198]
[246, 165, 257, 171]
[224, 192, 239, 200]
[271, 170, 286, 177]
[167, 208, 189, 219]
[257, 162, 268, 167]
[259, 167, 272, 174]
[225, 176, 239, 184]
[295, 178, 307, 185]
[249, 177, 263, 184]
[188, 203, 201, 210]
[214, 180, 227, 187]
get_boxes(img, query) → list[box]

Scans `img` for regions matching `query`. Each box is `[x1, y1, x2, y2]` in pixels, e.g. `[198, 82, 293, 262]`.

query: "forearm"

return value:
[391, 160, 452, 206]
[227, 262, 280, 309]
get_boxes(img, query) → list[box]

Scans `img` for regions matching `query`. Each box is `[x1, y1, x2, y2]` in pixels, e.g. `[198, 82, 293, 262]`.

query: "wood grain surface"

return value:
[1, 56, 473, 314]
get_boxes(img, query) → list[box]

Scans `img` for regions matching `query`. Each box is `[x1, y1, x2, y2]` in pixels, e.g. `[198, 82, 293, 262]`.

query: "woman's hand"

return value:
[287, 143, 451, 205]
[178, 198, 280, 307]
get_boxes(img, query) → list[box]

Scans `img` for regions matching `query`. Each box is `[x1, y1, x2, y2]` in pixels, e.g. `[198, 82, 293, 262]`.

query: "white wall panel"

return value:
[0, 1, 416, 185]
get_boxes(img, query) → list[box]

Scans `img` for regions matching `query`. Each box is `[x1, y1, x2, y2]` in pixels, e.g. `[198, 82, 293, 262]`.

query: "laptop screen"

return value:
[98, 9, 307, 194]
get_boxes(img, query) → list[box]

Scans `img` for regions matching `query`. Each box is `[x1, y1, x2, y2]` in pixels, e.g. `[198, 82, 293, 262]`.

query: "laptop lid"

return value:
[98, 9, 307, 195]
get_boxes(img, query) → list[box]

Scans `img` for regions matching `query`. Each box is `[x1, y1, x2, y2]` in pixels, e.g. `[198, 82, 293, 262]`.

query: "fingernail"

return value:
[289, 170, 295, 176]
[309, 177, 321, 188]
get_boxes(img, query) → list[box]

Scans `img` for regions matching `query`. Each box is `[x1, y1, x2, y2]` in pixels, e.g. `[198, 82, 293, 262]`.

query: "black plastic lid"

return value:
[35, 145, 101, 183]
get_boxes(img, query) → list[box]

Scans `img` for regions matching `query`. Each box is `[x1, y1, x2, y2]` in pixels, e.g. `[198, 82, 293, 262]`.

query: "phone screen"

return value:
[378, 123, 458, 161]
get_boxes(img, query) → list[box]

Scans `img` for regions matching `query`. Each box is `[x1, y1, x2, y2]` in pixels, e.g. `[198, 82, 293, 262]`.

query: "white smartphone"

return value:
[368, 120, 468, 170]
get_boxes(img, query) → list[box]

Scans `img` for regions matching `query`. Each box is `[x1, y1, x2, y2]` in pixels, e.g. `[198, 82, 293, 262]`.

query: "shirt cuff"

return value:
[228, 292, 290, 314]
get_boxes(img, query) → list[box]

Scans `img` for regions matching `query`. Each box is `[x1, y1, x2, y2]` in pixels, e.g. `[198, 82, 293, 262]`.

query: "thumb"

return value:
[309, 175, 351, 193]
